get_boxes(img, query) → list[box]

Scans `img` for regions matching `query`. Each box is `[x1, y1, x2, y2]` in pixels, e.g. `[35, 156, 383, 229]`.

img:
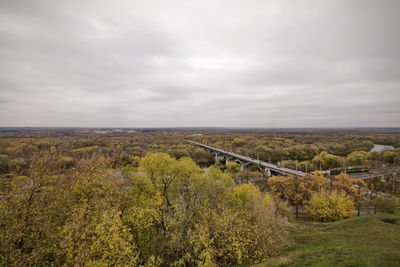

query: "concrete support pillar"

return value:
[265, 168, 271, 177]
[215, 153, 219, 163]
[239, 161, 249, 171]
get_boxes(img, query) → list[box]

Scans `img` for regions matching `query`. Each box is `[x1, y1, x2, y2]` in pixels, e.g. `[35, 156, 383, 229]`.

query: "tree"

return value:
[383, 151, 396, 164]
[233, 137, 246, 146]
[346, 151, 369, 166]
[1, 145, 290, 266]
[125, 153, 287, 266]
[268, 174, 325, 217]
[90, 210, 138, 266]
[256, 145, 273, 161]
[283, 145, 317, 161]
[8, 158, 28, 175]
[371, 196, 399, 214]
[0, 154, 72, 266]
[305, 190, 354, 222]
[385, 173, 400, 197]
[57, 156, 75, 169]
[331, 173, 367, 216]
[0, 154, 9, 173]
[312, 151, 343, 170]
[368, 151, 381, 167]
[226, 161, 241, 173]
[268, 176, 302, 217]
[298, 172, 326, 199]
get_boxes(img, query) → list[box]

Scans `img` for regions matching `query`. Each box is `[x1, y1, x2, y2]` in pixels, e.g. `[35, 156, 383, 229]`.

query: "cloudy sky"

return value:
[0, 0, 399, 127]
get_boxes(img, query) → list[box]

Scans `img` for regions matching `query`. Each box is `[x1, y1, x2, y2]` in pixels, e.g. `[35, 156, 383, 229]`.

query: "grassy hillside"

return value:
[258, 214, 400, 267]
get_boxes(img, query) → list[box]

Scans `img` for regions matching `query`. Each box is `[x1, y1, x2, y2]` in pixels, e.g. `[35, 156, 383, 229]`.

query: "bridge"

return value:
[186, 140, 307, 177]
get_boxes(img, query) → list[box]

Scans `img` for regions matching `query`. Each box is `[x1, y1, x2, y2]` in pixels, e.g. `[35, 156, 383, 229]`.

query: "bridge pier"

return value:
[225, 156, 233, 166]
[215, 153, 219, 162]
[239, 161, 249, 171]
[257, 165, 272, 177]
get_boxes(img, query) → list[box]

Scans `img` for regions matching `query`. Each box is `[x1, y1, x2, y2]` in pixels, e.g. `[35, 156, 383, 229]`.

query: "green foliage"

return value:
[383, 151, 396, 164]
[0, 154, 9, 172]
[312, 151, 343, 170]
[372, 196, 399, 214]
[346, 151, 368, 166]
[283, 145, 318, 161]
[7, 158, 28, 174]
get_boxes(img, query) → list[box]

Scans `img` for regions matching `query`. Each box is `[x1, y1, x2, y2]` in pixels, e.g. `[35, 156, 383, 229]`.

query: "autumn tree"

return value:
[331, 173, 367, 216]
[0, 154, 71, 266]
[305, 190, 355, 222]
[226, 161, 241, 173]
[312, 151, 343, 170]
[124, 152, 287, 266]
[346, 151, 368, 166]
[268, 173, 325, 217]
[268, 176, 302, 217]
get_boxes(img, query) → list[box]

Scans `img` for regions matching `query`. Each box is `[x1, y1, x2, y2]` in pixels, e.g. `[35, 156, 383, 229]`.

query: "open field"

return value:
[258, 214, 400, 267]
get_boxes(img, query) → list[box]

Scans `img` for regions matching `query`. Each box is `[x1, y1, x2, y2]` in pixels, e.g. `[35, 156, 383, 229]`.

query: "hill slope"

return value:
[259, 214, 400, 267]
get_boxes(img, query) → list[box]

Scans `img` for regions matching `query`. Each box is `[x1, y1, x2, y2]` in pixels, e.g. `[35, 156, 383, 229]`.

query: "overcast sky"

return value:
[0, 0, 399, 127]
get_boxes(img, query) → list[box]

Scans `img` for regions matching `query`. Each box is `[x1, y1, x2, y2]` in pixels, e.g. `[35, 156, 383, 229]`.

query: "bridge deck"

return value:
[186, 140, 306, 177]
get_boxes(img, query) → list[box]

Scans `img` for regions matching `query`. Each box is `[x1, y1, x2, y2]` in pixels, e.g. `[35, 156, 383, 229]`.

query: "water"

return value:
[370, 144, 394, 152]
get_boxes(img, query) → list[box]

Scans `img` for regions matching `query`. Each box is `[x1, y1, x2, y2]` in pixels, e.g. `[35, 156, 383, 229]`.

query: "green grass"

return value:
[258, 214, 400, 267]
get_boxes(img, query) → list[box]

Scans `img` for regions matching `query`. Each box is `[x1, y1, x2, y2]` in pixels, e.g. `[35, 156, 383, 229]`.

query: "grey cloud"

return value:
[0, 0, 399, 127]
[0, 97, 11, 104]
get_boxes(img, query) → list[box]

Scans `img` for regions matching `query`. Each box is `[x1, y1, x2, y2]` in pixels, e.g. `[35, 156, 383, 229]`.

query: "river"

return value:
[370, 144, 394, 152]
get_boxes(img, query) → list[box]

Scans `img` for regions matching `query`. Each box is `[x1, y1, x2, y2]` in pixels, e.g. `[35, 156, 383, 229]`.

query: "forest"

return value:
[0, 128, 399, 266]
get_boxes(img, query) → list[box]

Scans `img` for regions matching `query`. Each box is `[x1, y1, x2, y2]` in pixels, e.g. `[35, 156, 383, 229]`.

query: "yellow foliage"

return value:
[305, 190, 355, 222]
[89, 210, 139, 266]
[229, 183, 261, 209]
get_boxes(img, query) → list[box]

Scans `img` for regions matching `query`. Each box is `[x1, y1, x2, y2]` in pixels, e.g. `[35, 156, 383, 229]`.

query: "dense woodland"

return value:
[1, 128, 399, 176]
[0, 128, 400, 266]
